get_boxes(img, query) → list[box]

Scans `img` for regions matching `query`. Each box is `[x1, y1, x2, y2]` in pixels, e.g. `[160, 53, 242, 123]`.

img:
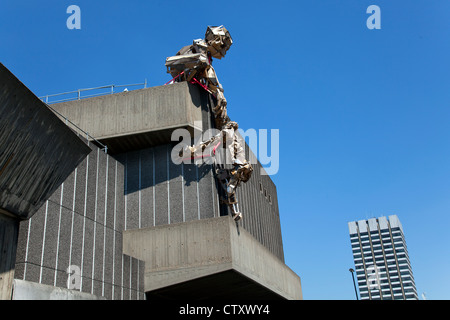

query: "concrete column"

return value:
[0, 213, 19, 300]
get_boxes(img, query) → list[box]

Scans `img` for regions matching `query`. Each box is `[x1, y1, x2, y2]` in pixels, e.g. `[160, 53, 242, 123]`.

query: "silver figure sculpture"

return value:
[166, 26, 253, 221]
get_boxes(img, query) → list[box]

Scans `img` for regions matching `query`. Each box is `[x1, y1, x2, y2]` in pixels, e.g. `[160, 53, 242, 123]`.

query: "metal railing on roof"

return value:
[39, 79, 147, 104]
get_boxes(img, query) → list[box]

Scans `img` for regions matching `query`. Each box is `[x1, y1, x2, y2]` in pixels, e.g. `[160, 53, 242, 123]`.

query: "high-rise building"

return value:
[348, 215, 418, 300]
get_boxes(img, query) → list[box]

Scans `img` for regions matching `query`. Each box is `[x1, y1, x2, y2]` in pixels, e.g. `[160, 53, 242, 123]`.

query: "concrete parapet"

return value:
[51, 82, 204, 153]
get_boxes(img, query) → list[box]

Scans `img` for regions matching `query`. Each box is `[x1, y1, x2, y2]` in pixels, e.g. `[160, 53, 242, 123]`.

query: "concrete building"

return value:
[0, 63, 91, 300]
[348, 215, 418, 300]
[0, 64, 302, 300]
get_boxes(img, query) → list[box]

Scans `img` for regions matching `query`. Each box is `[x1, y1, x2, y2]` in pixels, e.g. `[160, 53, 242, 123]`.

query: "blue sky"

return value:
[1, 1, 449, 300]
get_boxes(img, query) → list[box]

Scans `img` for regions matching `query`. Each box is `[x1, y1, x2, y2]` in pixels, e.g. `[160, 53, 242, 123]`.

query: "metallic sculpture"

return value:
[166, 26, 253, 221]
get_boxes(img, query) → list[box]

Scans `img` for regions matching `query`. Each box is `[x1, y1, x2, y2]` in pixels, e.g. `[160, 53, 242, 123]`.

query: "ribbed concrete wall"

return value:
[14, 142, 144, 300]
[236, 146, 284, 262]
[114, 145, 220, 230]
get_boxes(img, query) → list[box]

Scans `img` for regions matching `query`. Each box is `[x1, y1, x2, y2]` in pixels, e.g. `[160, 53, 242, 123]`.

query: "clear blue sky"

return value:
[1, 1, 449, 300]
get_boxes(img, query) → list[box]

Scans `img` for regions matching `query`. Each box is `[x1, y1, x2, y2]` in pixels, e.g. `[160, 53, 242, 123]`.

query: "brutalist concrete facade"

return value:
[10, 81, 301, 300]
[14, 142, 145, 299]
[113, 143, 284, 262]
[0, 63, 91, 300]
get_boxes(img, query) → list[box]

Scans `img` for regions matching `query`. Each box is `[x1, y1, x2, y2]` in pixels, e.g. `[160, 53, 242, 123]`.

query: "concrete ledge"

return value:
[123, 216, 302, 300]
[12, 279, 106, 300]
[51, 82, 203, 153]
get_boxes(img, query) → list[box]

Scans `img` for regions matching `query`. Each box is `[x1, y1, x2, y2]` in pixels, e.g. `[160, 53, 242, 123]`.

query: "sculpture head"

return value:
[205, 26, 233, 59]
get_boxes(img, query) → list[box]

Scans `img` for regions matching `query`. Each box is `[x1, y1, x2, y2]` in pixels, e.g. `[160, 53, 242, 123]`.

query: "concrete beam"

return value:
[0, 63, 91, 220]
[0, 63, 91, 300]
[123, 216, 302, 300]
[51, 82, 203, 153]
